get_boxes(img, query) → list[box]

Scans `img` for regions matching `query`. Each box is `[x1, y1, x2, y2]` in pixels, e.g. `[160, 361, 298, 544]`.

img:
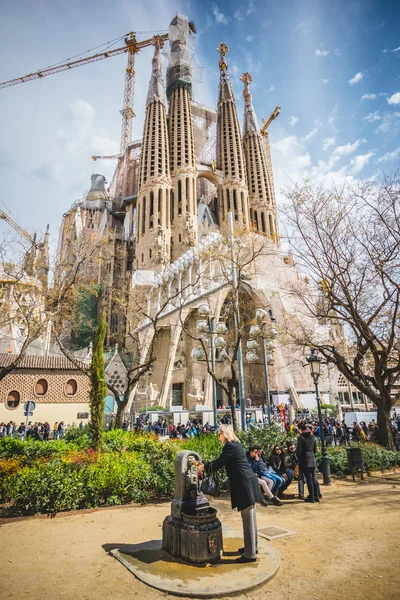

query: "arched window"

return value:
[261, 212, 266, 233]
[170, 190, 174, 224]
[65, 379, 78, 396]
[178, 180, 182, 215]
[142, 197, 146, 234]
[35, 379, 48, 396]
[6, 391, 20, 409]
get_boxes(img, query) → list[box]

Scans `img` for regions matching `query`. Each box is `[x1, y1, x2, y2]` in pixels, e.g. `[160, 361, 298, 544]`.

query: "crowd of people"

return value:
[0, 420, 85, 440]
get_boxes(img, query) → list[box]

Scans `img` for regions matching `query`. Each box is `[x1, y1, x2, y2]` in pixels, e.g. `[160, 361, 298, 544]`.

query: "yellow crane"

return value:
[0, 209, 38, 247]
[0, 31, 169, 157]
[260, 106, 281, 137]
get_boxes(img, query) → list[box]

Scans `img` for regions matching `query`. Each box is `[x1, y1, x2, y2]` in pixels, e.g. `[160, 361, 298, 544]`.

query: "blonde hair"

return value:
[218, 424, 239, 443]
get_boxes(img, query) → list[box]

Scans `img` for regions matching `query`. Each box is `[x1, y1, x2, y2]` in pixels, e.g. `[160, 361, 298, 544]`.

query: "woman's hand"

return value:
[197, 463, 205, 474]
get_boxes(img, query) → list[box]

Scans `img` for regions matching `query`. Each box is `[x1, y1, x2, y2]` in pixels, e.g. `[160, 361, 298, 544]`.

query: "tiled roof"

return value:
[0, 354, 89, 371]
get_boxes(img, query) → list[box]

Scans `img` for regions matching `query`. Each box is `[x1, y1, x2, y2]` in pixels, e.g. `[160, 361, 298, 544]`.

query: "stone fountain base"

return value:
[110, 524, 280, 598]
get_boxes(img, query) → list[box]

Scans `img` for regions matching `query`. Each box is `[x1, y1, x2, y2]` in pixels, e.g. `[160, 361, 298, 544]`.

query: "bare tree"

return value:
[179, 231, 276, 431]
[283, 172, 400, 449]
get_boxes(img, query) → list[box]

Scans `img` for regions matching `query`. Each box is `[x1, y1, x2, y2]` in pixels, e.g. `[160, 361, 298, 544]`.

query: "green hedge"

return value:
[1, 430, 399, 516]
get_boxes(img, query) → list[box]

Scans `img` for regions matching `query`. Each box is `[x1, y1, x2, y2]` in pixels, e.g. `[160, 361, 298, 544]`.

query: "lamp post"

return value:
[145, 363, 154, 414]
[192, 304, 228, 428]
[228, 211, 247, 431]
[246, 308, 277, 426]
[306, 349, 331, 485]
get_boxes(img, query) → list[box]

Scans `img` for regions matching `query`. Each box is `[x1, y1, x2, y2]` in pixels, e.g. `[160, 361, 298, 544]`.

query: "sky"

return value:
[0, 0, 399, 249]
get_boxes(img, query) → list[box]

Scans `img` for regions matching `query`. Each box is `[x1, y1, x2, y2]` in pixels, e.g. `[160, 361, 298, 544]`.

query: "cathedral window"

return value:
[149, 249, 152, 259]
[254, 210, 258, 231]
[269, 214, 274, 236]
[142, 197, 146, 234]
[261, 212, 266, 233]
[178, 180, 182, 215]
[158, 189, 162, 213]
[186, 177, 190, 212]
[226, 189, 231, 210]
[149, 192, 154, 230]
[170, 190, 174, 224]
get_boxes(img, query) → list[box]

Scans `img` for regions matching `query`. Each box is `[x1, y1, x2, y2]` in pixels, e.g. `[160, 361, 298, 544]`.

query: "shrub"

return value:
[11, 461, 84, 514]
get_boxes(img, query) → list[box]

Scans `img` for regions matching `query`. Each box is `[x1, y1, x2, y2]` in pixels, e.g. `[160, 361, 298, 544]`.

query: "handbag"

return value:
[200, 465, 220, 497]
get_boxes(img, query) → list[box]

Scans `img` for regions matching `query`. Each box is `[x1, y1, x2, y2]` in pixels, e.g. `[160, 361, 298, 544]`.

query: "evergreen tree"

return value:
[89, 312, 107, 450]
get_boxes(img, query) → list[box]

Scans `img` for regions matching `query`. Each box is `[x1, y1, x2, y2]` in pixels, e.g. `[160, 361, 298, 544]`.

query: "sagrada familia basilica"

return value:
[1, 14, 371, 424]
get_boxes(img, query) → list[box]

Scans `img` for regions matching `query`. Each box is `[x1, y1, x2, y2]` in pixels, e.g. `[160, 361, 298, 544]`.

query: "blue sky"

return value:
[0, 0, 399, 247]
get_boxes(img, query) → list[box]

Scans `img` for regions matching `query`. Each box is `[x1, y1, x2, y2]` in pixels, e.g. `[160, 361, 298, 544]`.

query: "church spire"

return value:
[216, 43, 249, 230]
[136, 35, 172, 270]
[241, 72, 279, 244]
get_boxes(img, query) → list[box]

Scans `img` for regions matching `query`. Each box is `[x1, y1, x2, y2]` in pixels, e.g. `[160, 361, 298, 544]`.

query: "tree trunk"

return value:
[229, 390, 238, 432]
[376, 403, 395, 450]
[116, 396, 129, 429]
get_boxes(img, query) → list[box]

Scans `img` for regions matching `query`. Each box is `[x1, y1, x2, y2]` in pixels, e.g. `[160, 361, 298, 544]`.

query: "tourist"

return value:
[43, 422, 51, 441]
[58, 421, 65, 439]
[246, 445, 282, 506]
[282, 441, 298, 494]
[296, 423, 320, 503]
[254, 446, 284, 496]
[53, 422, 59, 439]
[268, 444, 288, 497]
[197, 424, 262, 563]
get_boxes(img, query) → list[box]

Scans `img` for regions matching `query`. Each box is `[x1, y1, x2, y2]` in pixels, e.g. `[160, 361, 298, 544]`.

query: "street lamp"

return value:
[246, 308, 277, 426]
[306, 348, 331, 485]
[191, 304, 228, 427]
[145, 363, 154, 414]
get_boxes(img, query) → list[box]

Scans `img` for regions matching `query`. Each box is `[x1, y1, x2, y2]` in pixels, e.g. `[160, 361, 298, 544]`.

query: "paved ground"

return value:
[1, 474, 399, 600]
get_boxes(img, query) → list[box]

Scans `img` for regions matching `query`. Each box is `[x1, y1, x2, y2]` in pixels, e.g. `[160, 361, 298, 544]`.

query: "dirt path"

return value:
[1, 475, 399, 600]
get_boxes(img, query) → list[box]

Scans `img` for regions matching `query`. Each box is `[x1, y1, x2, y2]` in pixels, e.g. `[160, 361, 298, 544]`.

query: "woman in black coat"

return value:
[197, 424, 262, 563]
[296, 422, 320, 503]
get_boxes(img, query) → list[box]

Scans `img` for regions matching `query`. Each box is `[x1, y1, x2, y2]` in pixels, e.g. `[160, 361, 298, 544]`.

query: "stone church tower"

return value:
[241, 73, 279, 242]
[136, 36, 171, 270]
[216, 43, 250, 231]
[167, 14, 198, 259]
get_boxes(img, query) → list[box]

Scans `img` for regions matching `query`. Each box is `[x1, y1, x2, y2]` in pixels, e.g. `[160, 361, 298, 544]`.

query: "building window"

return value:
[6, 390, 20, 409]
[170, 190, 174, 224]
[35, 379, 48, 396]
[111, 313, 118, 334]
[178, 180, 182, 215]
[65, 379, 78, 396]
[179, 233, 182, 242]
[261, 212, 266, 233]
[142, 197, 146, 234]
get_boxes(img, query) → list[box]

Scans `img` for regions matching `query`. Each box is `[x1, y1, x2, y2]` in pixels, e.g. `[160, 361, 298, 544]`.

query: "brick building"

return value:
[0, 354, 90, 425]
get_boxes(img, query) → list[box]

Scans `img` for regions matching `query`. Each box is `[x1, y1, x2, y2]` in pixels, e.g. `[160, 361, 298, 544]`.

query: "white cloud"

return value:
[322, 79, 330, 84]
[246, 0, 255, 16]
[361, 93, 377, 100]
[388, 92, 400, 105]
[288, 115, 299, 127]
[383, 47, 400, 53]
[57, 99, 95, 154]
[364, 111, 381, 123]
[322, 137, 335, 150]
[333, 48, 342, 57]
[349, 152, 375, 174]
[333, 138, 366, 157]
[211, 4, 229, 25]
[377, 148, 400, 163]
[90, 135, 119, 155]
[245, 35, 254, 42]
[234, 9, 243, 21]
[315, 48, 329, 57]
[262, 20, 272, 28]
[266, 85, 274, 92]
[293, 21, 311, 33]
[303, 128, 319, 142]
[327, 105, 338, 126]
[375, 112, 400, 134]
[348, 71, 364, 85]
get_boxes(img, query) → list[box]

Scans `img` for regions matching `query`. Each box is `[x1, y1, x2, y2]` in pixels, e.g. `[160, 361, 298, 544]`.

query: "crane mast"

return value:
[259, 106, 281, 214]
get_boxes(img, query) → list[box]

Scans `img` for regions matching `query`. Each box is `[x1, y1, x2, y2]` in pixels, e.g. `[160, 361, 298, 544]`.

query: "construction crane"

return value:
[0, 209, 38, 247]
[0, 31, 169, 157]
[260, 106, 281, 137]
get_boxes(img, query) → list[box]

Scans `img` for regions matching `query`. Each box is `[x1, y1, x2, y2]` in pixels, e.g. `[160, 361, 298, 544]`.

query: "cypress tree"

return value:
[89, 311, 107, 451]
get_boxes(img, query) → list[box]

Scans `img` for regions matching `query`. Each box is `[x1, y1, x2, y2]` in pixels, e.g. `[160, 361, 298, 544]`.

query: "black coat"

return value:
[296, 431, 317, 468]
[206, 442, 263, 511]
